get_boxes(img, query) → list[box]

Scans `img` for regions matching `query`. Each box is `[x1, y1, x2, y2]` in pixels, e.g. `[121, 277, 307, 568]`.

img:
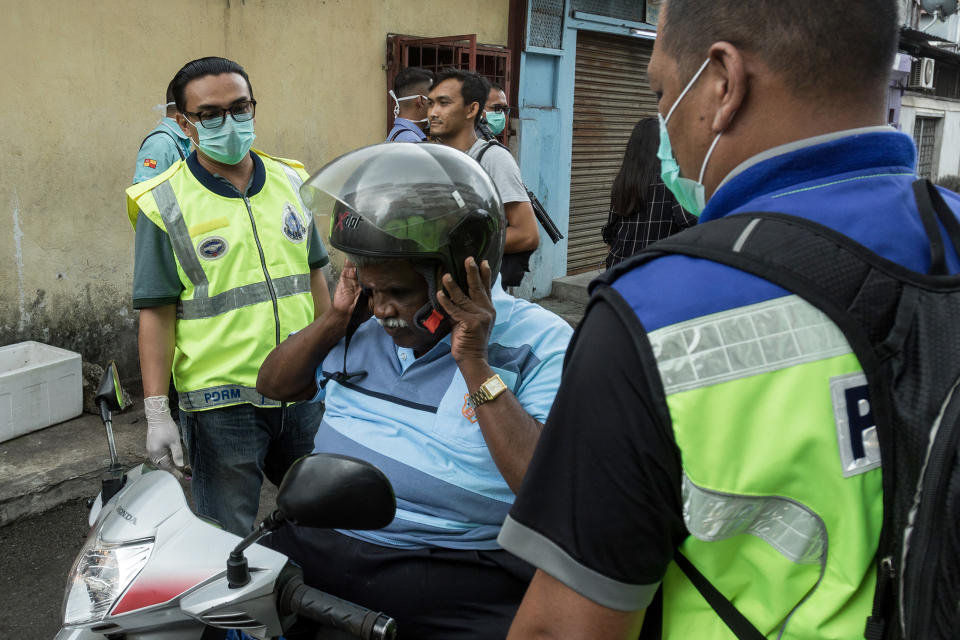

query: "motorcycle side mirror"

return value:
[95, 361, 126, 413]
[277, 453, 396, 530]
[94, 361, 128, 504]
[228, 454, 395, 589]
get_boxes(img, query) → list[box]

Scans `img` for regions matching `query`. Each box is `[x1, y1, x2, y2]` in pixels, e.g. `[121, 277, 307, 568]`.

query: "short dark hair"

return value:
[490, 82, 504, 93]
[434, 68, 490, 126]
[660, 0, 899, 100]
[170, 57, 254, 112]
[394, 67, 434, 98]
[165, 79, 175, 105]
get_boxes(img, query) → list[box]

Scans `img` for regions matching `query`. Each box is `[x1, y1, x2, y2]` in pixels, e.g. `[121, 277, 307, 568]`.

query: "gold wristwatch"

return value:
[468, 374, 508, 408]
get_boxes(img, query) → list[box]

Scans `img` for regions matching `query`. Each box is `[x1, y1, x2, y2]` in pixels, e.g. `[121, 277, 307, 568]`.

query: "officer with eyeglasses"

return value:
[483, 82, 512, 140]
[125, 56, 331, 536]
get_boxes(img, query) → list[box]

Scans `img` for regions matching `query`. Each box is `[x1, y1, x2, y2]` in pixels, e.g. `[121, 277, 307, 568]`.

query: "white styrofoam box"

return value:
[0, 341, 83, 443]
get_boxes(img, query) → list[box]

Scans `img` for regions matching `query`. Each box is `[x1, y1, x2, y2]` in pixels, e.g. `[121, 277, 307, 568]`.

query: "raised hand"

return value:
[436, 257, 496, 365]
[331, 260, 369, 320]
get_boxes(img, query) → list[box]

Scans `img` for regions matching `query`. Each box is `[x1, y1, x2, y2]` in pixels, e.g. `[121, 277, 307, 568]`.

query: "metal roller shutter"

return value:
[568, 31, 658, 273]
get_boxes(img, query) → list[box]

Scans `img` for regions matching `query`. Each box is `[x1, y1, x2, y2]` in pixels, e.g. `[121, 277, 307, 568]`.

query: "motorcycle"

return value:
[55, 364, 398, 640]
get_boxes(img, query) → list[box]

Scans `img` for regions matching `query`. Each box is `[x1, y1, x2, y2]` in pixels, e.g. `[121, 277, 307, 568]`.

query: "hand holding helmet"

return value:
[300, 142, 506, 336]
[331, 260, 371, 321]
[436, 257, 496, 365]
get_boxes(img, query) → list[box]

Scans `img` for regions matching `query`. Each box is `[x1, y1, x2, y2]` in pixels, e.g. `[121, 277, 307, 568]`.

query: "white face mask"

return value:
[389, 90, 429, 123]
[154, 101, 177, 117]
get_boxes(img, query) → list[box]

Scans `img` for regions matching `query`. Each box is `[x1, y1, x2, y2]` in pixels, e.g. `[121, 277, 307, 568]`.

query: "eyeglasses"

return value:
[487, 104, 513, 115]
[184, 100, 257, 129]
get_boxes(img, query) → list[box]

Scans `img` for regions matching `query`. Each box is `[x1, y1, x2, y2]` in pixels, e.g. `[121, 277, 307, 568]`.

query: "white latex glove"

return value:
[144, 395, 185, 479]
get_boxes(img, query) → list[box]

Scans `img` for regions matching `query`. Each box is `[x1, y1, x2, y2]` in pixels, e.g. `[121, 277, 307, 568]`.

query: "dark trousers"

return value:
[265, 526, 534, 640]
[179, 401, 322, 536]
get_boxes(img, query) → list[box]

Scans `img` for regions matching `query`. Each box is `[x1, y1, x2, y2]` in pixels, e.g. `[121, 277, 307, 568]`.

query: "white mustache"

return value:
[377, 317, 409, 329]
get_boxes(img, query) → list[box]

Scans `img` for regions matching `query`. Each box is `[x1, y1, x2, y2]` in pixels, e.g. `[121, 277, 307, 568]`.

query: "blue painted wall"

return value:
[514, 3, 657, 299]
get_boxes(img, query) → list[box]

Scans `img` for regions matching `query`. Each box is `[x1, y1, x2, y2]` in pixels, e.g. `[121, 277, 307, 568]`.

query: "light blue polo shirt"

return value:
[310, 278, 573, 550]
[386, 117, 427, 143]
[132, 117, 193, 183]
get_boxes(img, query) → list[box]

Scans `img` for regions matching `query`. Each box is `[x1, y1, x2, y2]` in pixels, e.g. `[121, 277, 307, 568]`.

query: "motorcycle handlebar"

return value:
[280, 575, 397, 640]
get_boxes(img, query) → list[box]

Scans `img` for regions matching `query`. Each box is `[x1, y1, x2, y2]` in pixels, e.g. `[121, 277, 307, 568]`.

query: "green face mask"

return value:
[485, 111, 507, 136]
[658, 58, 723, 217]
[187, 116, 256, 165]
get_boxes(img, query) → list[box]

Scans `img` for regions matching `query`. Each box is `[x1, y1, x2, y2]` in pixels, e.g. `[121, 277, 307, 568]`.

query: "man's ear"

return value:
[707, 41, 747, 134]
[465, 101, 480, 123]
[175, 113, 195, 140]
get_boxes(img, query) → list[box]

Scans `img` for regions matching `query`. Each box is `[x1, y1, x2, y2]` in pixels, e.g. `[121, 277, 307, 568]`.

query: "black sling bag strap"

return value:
[602, 178, 960, 640]
[673, 552, 767, 640]
[138, 129, 186, 159]
[319, 291, 370, 389]
[474, 139, 564, 243]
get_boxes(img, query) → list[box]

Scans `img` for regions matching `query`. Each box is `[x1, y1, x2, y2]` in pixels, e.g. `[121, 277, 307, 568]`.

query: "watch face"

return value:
[485, 375, 507, 396]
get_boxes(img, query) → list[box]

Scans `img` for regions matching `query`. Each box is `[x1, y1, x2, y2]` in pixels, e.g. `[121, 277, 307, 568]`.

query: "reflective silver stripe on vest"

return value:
[682, 474, 827, 565]
[278, 163, 312, 222]
[179, 273, 311, 320]
[152, 181, 209, 298]
[648, 294, 852, 395]
[179, 384, 281, 410]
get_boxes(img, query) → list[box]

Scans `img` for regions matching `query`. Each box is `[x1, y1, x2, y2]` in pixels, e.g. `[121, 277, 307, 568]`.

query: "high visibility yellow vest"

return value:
[126, 150, 317, 411]
[647, 294, 883, 639]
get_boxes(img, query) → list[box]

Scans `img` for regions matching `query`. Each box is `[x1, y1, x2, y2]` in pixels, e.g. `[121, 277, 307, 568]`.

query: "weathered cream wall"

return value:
[0, 0, 508, 382]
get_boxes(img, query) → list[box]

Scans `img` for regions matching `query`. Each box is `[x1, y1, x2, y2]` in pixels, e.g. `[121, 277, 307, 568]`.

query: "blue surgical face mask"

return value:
[485, 111, 507, 135]
[658, 58, 724, 217]
[187, 116, 256, 165]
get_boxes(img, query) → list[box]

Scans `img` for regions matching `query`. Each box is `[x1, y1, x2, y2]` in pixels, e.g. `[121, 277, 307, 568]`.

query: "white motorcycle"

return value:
[55, 364, 398, 640]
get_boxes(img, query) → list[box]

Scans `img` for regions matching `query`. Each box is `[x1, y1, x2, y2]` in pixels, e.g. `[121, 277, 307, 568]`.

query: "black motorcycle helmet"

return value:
[300, 142, 506, 333]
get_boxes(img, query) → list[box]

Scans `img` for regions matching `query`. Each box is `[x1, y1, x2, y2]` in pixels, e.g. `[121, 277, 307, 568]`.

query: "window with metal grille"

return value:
[529, 0, 565, 49]
[398, 35, 475, 73]
[934, 62, 960, 99]
[386, 34, 512, 139]
[572, 0, 645, 22]
[914, 116, 940, 179]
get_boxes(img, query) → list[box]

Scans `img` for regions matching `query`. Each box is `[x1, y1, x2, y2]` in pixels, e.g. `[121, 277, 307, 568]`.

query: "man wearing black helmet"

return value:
[257, 143, 573, 639]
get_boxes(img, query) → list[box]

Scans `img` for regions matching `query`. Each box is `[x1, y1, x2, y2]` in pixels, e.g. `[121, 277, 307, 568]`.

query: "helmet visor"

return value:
[301, 143, 503, 256]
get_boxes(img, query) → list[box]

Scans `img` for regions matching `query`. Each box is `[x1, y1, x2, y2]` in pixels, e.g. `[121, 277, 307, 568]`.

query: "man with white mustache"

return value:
[257, 143, 573, 639]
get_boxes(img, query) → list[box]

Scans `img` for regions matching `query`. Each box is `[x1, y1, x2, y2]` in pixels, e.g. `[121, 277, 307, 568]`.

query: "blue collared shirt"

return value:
[387, 118, 427, 143]
[309, 279, 573, 549]
[132, 117, 193, 184]
[613, 127, 960, 331]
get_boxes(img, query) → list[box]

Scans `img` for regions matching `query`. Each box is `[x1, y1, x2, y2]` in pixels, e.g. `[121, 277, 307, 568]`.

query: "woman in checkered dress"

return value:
[601, 117, 696, 269]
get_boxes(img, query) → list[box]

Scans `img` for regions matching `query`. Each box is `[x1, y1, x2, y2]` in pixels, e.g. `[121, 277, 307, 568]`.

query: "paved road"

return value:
[0, 482, 278, 639]
[0, 497, 90, 639]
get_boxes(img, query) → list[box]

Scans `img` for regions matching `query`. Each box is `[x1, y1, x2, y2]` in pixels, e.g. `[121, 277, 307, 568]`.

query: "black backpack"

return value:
[601, 179, 960, 639]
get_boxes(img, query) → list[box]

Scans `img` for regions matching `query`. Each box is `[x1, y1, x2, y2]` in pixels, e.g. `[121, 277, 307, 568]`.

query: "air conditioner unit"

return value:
[922, 57, 936, 89]
[909, 57, 937, 89]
